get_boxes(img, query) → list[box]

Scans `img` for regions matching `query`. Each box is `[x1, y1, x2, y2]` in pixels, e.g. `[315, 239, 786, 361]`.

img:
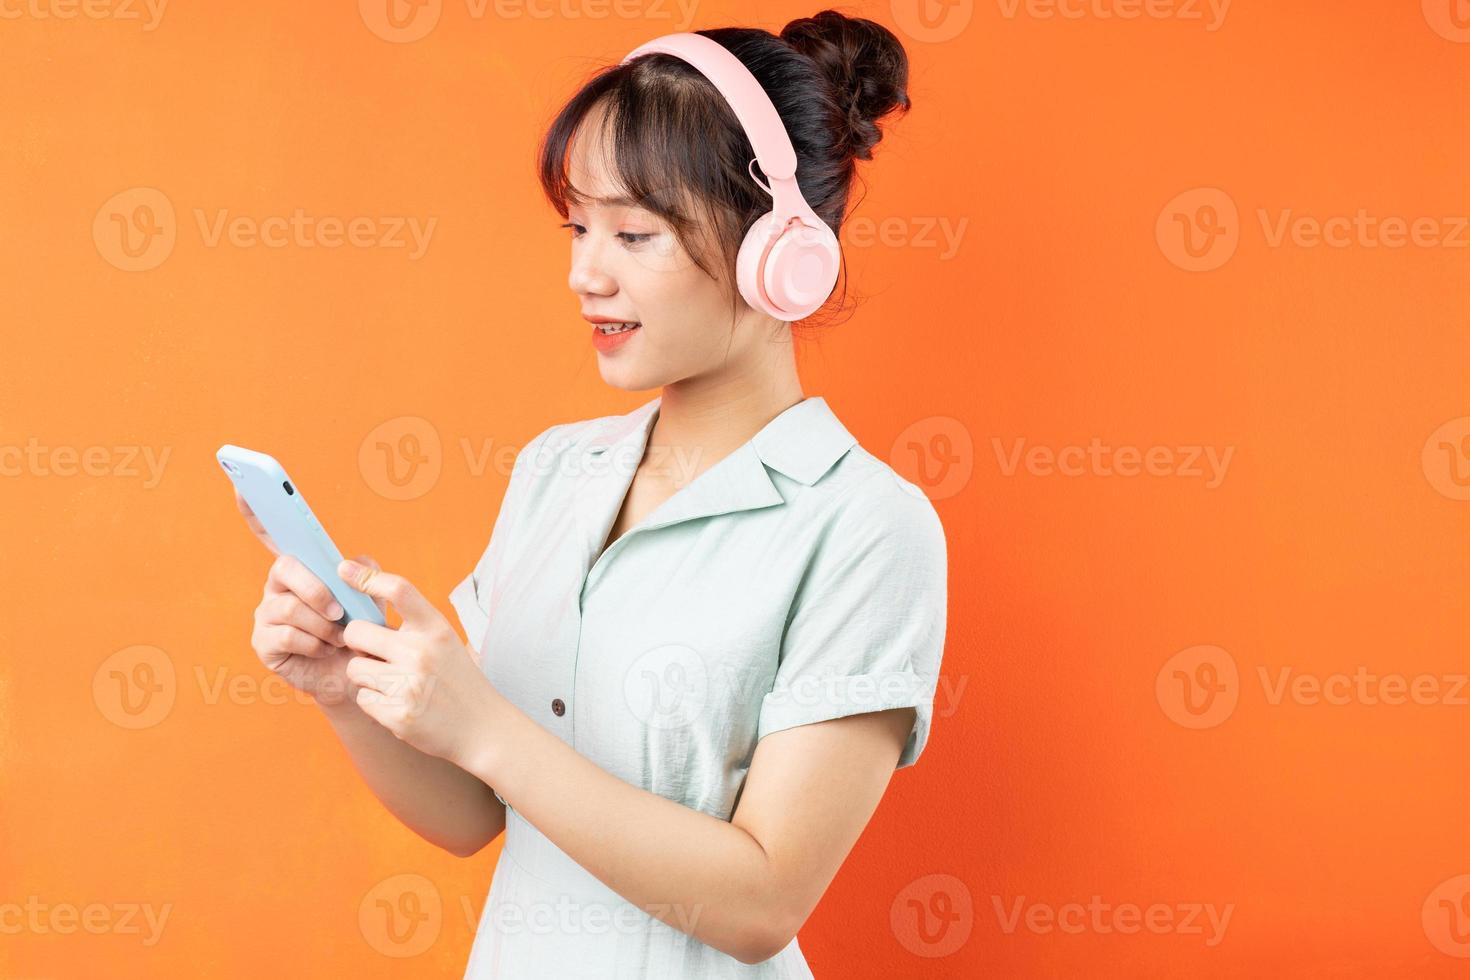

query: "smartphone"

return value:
[216, 444, 386, 627]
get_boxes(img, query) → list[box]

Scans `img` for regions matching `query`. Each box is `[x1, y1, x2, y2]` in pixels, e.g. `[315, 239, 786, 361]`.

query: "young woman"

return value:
[237, 11, 948, 977]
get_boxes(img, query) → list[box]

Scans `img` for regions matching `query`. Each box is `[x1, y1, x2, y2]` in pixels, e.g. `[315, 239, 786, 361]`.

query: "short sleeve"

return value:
[756, 470, 949, 769]
[448, 423, 556, 653]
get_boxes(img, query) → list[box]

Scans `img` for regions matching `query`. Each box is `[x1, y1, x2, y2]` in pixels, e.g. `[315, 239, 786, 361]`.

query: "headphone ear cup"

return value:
[737, 213, 841, 321]
[737, 211, 781, 318]
[766, 218, 840, 320]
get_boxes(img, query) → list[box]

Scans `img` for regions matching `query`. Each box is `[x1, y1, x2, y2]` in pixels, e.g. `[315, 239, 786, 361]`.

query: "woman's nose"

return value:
[568, 240, 616, 297]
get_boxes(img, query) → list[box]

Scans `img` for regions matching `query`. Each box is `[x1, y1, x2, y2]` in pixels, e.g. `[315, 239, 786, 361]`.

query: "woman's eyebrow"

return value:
[572, 193, 645, 209]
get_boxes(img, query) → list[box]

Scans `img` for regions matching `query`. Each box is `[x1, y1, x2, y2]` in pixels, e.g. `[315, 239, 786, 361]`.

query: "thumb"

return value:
[337, 558, 439, 630]
[349, 554, 387, 614]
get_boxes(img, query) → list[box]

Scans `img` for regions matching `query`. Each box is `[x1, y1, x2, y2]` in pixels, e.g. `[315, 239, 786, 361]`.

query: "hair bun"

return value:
[779, 9, 911, 161]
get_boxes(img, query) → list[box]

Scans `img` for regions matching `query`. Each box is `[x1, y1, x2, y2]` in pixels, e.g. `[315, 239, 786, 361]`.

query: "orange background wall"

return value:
[3, 1, 1468, 977]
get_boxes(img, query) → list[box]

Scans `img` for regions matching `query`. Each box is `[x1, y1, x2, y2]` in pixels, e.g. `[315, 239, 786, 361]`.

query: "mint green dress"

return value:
[448, 394, 948, 979]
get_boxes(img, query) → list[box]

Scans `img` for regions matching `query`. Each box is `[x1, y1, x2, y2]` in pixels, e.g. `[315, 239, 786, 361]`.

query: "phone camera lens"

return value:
[283, 480, 295, 496]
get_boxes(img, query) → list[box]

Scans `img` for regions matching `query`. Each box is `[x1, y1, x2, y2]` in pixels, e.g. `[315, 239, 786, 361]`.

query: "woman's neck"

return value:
[650, 374, 806, 482]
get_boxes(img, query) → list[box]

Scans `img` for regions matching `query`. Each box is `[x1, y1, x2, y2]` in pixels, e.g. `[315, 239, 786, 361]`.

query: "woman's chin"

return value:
[596, 364, 657, 392]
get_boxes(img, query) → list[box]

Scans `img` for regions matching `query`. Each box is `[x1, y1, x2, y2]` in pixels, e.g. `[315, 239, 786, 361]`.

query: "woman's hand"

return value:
[336, 558, 507, 770]
[237, 488, 387, 707]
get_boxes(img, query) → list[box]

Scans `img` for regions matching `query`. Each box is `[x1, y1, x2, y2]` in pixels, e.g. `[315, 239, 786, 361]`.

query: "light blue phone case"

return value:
[216, 444, 386, 627]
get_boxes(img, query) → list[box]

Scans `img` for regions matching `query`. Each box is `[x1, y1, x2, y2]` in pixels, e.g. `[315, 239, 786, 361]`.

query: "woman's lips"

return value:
[591, 322, 641, 353]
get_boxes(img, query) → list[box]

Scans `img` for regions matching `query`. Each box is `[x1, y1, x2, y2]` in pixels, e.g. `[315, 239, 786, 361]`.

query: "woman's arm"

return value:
[339, 561, 918, 964]
[318, 693, 505, 857]
[465, 700, 915, 964]
[235, 530, 507, 859]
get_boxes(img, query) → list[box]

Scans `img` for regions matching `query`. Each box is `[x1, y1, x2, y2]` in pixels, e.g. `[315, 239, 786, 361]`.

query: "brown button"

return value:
[551, 698, 565, 717]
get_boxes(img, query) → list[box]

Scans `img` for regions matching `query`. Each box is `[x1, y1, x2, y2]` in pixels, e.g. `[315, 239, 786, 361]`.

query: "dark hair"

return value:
[537, 10, 911, 330]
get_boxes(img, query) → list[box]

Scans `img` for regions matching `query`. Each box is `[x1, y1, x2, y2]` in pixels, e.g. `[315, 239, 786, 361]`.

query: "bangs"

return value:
[537, 56, 753, 289]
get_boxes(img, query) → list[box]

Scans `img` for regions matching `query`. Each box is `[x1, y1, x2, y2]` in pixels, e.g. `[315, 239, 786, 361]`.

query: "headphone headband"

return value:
[621, 32, 798, 182]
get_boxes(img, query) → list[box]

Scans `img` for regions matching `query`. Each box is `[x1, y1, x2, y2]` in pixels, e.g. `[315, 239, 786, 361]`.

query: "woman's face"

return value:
[564, 107, 775, 392]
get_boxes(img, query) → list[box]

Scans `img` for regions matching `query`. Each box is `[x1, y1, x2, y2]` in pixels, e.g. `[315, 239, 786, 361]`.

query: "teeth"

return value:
[597, 322, 640, 334]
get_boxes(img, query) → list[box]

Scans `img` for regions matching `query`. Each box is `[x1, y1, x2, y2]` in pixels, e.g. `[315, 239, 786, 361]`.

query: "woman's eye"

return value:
[559, 223, 653, 248]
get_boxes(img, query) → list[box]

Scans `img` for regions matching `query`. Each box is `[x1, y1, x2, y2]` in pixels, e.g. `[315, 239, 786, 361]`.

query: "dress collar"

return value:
[586, 394, 857, 488]
[573, 395, 860, 583]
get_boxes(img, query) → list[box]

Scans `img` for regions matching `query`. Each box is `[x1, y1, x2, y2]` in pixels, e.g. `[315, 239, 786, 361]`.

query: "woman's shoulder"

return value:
[795, 436, 948, 562]
[829, 446, 940, 540]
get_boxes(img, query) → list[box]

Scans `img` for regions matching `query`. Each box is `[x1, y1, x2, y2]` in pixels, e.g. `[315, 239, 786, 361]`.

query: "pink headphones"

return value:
[621, 32, 841, 322]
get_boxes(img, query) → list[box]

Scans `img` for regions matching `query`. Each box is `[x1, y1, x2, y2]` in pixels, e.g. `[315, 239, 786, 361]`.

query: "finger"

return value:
[263, 592, 347, 648]
[351, 665, 432, 715]
[344, 654, 394, 693]
[341, 618, 416, 663]
[258, 622, 339, 661]
[266, 554, 345, 622]
[350, 554, 389, 616]
[337, 559, 440, 630]
[344, 655, 423, 701]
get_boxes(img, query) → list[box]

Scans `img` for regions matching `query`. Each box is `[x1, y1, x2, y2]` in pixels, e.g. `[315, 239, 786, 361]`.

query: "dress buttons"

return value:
[551, 698, 565, 717]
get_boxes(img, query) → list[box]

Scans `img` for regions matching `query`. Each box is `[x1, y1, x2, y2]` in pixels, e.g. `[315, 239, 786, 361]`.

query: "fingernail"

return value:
[327, 601, 344, 620]
[340, 559, 361, 581]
